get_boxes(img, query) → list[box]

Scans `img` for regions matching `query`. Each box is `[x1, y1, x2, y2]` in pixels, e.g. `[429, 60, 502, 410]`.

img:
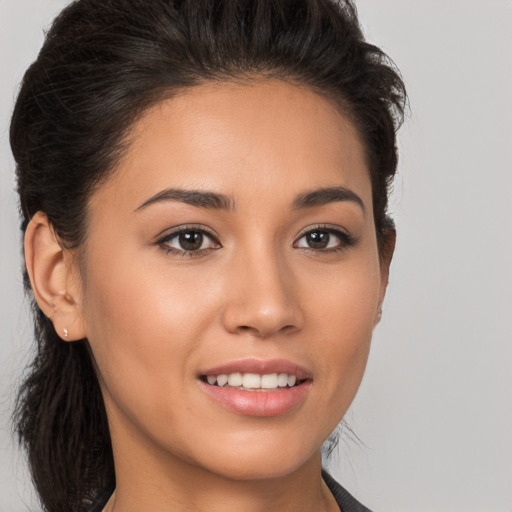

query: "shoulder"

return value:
[322, 470, 374, 512]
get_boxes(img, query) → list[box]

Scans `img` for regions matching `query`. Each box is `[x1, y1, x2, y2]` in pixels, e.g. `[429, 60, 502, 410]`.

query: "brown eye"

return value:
[178, 231, 204, 251]
[295, 227, 354, 251]
[159, 227, 220, 254]
[304, 230, 330, 249]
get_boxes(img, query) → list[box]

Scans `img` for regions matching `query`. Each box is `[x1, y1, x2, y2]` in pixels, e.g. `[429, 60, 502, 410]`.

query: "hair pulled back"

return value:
[11, 1, 406, 510]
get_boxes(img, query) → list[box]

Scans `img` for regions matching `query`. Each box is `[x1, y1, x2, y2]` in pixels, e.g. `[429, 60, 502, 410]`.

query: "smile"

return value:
[198, 359, 312, 417]
[202, 372, 301, 391]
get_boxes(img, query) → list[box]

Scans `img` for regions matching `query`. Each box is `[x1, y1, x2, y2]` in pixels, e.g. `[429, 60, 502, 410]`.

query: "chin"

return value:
[204, 458, 311, 482]
[188, 435, 321, 482]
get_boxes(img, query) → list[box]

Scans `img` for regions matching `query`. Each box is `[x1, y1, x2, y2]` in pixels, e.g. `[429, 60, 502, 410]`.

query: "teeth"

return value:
[260, 373, 278, 389]
[242, 373, 261, 388]
[277, 373, 289, 387]
[217, 374, 228, 387]
[227, 372, 243, 387]
[205, 372, 301, 389]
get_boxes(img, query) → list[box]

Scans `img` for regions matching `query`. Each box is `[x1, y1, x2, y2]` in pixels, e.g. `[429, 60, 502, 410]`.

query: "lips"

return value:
[198, 358, 312, 417]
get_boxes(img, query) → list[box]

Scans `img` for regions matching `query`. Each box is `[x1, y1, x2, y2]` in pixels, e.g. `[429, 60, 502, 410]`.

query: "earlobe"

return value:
[24, 212, 86, 341]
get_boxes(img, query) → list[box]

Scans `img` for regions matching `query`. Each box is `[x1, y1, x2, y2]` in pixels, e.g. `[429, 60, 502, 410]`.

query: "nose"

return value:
[221, 249, 304, 339]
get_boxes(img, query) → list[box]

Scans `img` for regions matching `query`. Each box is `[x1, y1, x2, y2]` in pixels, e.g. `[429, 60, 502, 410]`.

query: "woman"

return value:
[11, 0, 406, 511]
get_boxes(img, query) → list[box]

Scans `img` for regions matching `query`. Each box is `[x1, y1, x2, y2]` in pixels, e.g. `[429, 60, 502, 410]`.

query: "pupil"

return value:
[179, 231, 203, 251]
[307, 231, 329, 249]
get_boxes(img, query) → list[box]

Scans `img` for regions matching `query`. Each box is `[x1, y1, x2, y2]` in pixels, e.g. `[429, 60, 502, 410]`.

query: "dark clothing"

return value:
[322, 470, 373, 512]
[86, 471, 373, 511]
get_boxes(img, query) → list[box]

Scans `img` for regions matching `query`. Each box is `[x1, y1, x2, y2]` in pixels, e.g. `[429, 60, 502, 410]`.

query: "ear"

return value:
[24, 212, 86, 341]
[375, 228, 396, 325]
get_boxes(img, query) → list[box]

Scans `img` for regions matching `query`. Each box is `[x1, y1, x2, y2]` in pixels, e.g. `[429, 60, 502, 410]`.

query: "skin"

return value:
[25, 79, 393, 512]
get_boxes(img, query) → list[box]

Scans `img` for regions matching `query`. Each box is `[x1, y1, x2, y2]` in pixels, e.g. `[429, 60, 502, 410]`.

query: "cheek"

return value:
[84, 241, 214, 342]
[80, 249, 217, 418]
[303, 246, 381, 337]
[301, 250, 381, 404]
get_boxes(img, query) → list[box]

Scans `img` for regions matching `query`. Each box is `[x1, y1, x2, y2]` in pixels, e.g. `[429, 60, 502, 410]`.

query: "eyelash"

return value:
[157, 226, 221, 258]
[156, 224, 355, 257]
[294, 225, 356, 253]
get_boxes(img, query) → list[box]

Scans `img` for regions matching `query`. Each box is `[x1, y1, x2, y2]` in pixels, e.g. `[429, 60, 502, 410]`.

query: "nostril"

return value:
[236, 325, 261, 336]
[221, 293, 304, 338]
[235, 323, 298, 338]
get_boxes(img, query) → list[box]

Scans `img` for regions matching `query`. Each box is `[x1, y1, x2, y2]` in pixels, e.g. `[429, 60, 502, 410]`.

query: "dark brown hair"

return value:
[11, 1, 406, 510]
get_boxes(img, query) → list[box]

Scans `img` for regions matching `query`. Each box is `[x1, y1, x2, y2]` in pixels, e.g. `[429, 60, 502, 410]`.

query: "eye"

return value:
[294, 226, 354, 251]
[157, 226, 220, 255]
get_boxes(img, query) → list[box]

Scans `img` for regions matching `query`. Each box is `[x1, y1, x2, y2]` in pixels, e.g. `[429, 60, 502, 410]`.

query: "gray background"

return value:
[1, 1, 511, 511]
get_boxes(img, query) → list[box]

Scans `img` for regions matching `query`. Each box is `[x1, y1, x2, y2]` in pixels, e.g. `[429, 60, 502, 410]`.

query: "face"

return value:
[76, 80, 389, 481]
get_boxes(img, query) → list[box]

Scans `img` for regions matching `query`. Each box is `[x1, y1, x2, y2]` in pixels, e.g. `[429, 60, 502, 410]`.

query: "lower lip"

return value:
[199, 380, 311, 417]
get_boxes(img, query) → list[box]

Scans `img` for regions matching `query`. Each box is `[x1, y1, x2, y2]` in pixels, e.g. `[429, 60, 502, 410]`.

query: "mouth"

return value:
[200, 372, 305, 391]
[198, 359, 312, 416]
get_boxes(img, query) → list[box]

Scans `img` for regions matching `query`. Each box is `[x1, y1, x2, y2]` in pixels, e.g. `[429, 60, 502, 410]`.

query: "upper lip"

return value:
[199, 358, 312, 380]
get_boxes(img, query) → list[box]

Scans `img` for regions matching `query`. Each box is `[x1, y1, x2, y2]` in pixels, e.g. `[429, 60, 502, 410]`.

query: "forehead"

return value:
[90, 79, 371, 214]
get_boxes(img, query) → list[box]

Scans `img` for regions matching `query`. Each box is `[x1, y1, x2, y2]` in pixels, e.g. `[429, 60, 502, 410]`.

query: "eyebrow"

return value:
[135, 185, 364, 214]
[292, 186, 365, 213]
[135, 188, 235, 212]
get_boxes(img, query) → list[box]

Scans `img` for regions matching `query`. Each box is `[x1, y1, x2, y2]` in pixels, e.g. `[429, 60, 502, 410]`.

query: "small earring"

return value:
[377, 306, 383, 318]
[63, 328, 69, 338]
